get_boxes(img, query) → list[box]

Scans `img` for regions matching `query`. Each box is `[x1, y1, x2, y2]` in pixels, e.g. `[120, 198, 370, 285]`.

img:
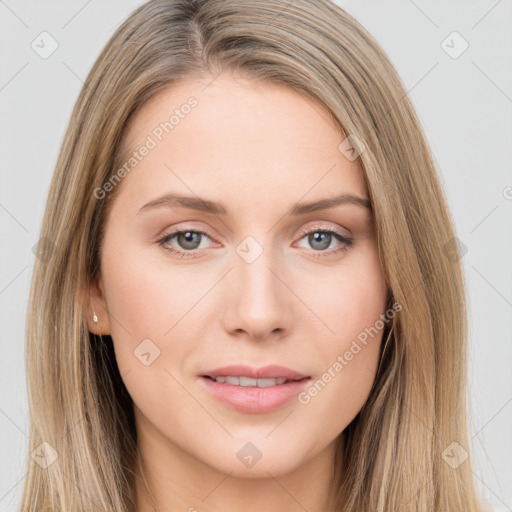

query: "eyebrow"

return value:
[138, 192, 372, 216]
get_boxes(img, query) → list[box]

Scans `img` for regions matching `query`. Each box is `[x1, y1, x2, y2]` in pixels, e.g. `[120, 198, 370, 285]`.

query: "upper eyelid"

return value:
[300, 223, 350, 235]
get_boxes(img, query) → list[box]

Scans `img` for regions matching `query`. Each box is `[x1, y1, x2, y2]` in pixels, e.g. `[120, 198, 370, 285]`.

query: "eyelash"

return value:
[157, 224, 353, 260]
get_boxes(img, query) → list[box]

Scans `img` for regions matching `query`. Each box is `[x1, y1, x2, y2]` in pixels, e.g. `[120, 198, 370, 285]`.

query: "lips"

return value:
[198, 364, 312, 413]
[201, 364, 309, 381]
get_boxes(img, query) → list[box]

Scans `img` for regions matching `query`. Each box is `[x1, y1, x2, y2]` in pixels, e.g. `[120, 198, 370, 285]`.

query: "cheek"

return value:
[99, 238, 209, 382]
[298, 246, 387, 425]
[101, 242, 204, 337]
[100, 244, 208, 421]
[317, 281, 385, 389]
[312, 242, 388, 346]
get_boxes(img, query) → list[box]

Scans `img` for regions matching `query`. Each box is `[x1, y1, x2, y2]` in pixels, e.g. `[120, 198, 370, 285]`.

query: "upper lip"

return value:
[201, 364, 310, 381]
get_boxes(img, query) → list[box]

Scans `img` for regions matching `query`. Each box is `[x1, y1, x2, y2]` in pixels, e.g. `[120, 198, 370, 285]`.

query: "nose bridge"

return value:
[224, 234, 291, 339]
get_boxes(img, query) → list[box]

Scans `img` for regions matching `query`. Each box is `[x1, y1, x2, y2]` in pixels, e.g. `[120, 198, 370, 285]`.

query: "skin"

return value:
[87, 73, 388, 512]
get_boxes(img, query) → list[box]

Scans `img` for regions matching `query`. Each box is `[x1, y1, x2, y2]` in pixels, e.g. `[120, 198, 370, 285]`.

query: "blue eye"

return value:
[157, 229, 211, 259]
[296, 224, 353, 257]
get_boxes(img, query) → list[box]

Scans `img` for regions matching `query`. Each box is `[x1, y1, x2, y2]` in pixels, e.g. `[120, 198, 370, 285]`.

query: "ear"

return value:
[85, 274, 111, 335]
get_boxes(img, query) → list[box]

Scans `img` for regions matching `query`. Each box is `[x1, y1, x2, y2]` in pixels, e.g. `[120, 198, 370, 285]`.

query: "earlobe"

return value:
[86, 275, 111, 335]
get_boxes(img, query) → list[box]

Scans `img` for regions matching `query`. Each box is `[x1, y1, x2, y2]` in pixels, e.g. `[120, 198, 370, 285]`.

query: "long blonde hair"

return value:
[21, 0, 483, 510]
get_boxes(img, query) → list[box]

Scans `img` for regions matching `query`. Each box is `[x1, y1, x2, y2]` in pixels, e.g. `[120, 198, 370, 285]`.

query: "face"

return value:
[88, 73, 388, 480]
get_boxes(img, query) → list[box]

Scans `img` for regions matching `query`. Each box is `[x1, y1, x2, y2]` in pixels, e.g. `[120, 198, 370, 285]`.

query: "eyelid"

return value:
[156, 222, 217, 243]
[297, 222, 351, 238]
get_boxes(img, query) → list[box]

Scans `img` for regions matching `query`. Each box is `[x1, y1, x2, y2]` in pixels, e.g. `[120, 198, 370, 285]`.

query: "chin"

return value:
[200, 441, 308, 479]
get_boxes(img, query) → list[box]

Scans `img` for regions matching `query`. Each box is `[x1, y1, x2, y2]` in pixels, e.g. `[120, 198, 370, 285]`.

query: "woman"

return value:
[21, 0, 484, 510]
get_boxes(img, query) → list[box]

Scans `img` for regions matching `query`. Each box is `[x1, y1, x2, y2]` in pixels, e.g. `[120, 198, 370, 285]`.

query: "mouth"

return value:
[200, 363, 310, 382]
[198, 366, 312, 413]
[201, 375, 309, 387]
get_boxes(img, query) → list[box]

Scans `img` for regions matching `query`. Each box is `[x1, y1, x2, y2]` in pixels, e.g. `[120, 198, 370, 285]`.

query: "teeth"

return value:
[212, 376, 288, 387]
[239, 376, 257, 386]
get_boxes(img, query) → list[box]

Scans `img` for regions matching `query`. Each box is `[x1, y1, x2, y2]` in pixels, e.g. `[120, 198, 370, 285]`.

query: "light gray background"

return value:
[1, 1, 511, 511]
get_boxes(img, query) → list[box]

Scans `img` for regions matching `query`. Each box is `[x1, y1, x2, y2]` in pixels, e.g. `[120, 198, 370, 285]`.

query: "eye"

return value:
[295, 224, 353, 257]
[157, 228, 214, 259]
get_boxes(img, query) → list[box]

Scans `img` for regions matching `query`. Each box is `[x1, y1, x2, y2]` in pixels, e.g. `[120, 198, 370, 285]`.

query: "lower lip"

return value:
[199, 376, 311, 413]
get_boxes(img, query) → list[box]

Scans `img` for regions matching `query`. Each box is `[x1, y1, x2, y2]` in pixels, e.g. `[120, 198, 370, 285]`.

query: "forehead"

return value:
[113, 74, 368, 215]
[125, 74, 345, 153]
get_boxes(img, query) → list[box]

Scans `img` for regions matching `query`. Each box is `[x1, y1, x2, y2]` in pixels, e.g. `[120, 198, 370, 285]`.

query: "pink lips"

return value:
[202, 364, 309, 381]
[199, 364, 311, 413]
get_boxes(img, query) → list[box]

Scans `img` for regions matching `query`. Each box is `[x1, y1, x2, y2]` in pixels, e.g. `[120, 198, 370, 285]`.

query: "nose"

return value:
[222, 244, 293, 342]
